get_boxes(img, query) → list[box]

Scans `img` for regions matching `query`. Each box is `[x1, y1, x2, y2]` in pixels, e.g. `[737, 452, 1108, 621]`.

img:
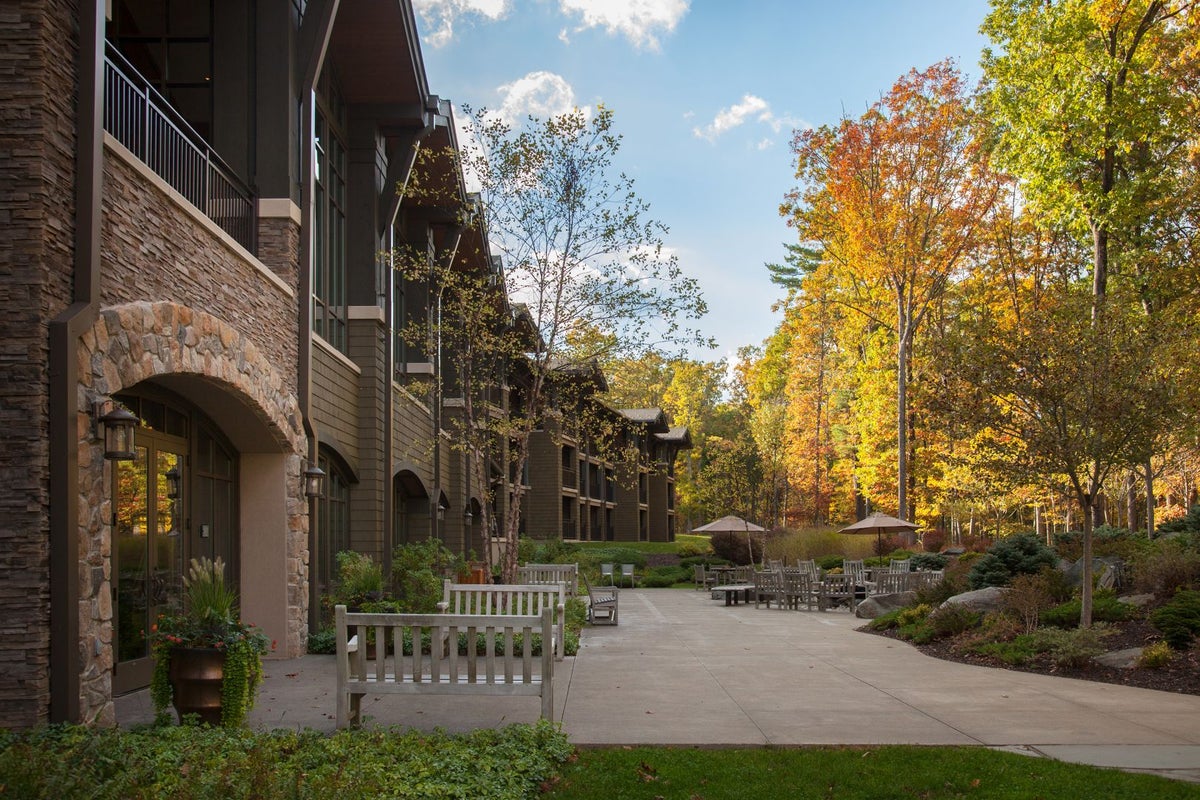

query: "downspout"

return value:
[383, 130, 429, 578]
[301, 88, 320, 635]
[432, 225, 463, 545]
[49, 0, 104, 723]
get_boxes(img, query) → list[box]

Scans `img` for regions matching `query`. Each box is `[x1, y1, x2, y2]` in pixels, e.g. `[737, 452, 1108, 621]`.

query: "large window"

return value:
[313, 71, 348, 353]
[108, 0, 213, 141]
[316, 449, 351, 595]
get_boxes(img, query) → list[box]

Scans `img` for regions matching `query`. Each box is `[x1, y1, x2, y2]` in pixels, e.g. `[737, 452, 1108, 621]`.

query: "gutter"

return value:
[48, 0, 104, 723]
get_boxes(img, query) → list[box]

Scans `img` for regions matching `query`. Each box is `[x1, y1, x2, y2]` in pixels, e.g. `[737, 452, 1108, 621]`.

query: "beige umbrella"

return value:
[838, 512, 919, 556]
[693, 515, 765, 564]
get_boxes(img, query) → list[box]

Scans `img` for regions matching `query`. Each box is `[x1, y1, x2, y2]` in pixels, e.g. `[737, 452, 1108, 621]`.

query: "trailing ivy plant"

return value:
[149, 557, 271, 727]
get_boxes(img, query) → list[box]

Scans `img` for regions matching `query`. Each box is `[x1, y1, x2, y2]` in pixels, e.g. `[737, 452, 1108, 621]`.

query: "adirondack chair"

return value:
[581, 573, 618, 625]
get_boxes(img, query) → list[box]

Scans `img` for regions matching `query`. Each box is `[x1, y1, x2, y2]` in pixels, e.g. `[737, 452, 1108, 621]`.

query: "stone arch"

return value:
[74, 301, 308, 725]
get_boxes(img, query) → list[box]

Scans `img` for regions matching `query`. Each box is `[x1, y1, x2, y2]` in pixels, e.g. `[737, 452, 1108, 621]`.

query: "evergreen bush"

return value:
[967, 533, 1057, 589]
[1150, 589, 1200, 650]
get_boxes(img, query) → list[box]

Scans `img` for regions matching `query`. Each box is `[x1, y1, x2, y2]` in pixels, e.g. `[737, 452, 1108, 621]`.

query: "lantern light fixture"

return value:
[92, 399, 137, 461]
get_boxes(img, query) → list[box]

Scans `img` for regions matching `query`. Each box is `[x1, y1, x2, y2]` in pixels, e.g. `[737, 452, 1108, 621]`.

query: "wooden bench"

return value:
[334, 605, 553, 729]
[438, 580, 566, 660]
[517, 562, 578, 596]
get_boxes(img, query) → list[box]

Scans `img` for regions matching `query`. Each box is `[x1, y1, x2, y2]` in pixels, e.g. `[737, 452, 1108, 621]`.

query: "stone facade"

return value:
[73, 301, 307, 725]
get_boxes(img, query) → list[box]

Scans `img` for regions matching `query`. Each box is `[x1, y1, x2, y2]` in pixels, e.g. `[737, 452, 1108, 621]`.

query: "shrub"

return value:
[909, 553, 948, 571]
[867, 608, 904, 631]
[896, 603, 932, 627]
[817, 554, 845, 572]
[1027, 625, 1110, 668]
[762, 527, 846, 563]
[639, 565, 691, 587]
[709, 530, 767, 565]
[967, 634, 1039, 666]
[391, 539, 463, 613]
[914, 575, 961, 607]
[925, 604, 980, 639]
[1137, 640, 1174, 669]
[307, 628, 336, 655]
[967, 533, 1058, 589]
[329, 551, 384, 608]
[0, 720, 572, 799]
[675, 540, 711, 559]
[920, 528, 948, 553]
[1132, 540, 1200, 599]
[1003, 571, 1055, 633]
[518, 537, 581, 565]
[1039, 589, 1131, 628]
[1150, 589, 1200, 650]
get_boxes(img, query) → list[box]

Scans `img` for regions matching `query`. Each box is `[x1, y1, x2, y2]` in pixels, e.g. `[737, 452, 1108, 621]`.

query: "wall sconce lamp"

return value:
[165, 465, 182, 500]
[303, 463, 326, 499]
[92, 399, 137, 461]
[464, 508, 474, 523]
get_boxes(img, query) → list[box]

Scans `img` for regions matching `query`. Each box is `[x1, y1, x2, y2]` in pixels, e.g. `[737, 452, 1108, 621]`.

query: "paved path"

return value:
[117, 589, 1200, 783]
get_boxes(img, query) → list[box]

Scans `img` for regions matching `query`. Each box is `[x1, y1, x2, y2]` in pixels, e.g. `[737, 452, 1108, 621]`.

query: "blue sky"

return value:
[414, 0, 992, 364]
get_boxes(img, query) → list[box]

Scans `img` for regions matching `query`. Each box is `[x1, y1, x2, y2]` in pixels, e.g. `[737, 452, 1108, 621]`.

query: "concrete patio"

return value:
[117, 589, 1200, 783]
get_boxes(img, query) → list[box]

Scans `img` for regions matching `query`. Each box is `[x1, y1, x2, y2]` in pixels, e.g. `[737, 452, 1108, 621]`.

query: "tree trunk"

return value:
[896, 306, 909, 519]
[1077, 488, 1095, 628]
[1144, 459, 1155, 537]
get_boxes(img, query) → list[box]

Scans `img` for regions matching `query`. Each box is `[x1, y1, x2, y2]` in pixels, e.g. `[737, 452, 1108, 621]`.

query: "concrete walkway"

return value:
[117, 589, 1200, 783]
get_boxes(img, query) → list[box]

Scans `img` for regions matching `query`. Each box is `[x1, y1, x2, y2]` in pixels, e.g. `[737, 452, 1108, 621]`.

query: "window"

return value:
[316, 449, 351, 594]
[108, 0, 213, 141]
[313, 71, 347, 353]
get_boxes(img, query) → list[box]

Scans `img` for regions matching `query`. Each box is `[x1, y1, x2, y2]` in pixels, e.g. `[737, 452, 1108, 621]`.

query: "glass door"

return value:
[113, 431, 186, 694]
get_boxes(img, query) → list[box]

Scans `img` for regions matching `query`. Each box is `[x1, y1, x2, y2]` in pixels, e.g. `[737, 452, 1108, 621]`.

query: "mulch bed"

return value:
[866, 616, 1200, 696]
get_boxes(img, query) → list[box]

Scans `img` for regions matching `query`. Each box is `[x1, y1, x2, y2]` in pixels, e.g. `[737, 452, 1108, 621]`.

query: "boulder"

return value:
[1095, 647, 1143, 670]
[1117, 593, 1155, 608]
[1064, 556, 1126, 588]
[855, 592, 917, 619]
[941, 586, 1008, 613]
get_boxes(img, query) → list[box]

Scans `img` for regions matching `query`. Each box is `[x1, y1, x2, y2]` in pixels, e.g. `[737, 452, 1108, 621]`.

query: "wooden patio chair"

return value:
[820, 573, 858, 611]
[581, 573, 618, 625]
[754, 569, 786, 610]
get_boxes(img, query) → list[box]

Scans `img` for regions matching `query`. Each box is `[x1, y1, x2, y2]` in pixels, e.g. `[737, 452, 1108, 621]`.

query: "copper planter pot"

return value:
[168, 647, 226, 726]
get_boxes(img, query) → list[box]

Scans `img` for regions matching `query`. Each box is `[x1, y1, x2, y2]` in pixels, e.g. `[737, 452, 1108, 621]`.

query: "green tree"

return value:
[981, 0, 1200, 624]
[457, 105, 710, 579]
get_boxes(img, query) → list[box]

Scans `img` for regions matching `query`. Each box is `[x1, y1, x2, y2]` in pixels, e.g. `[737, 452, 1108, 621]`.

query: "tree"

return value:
[982, 0, 1200, 624]
[781, 61, 999, 521]
[456, 105, 710, 579]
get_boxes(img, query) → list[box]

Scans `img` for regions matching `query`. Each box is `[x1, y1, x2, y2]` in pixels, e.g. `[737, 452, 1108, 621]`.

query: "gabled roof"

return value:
[655, 426, 693, 450]
[618, 408, 669, 434]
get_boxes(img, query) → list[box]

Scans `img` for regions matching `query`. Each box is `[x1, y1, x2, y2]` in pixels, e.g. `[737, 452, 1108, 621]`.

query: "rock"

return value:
[941, 586, 1008, 613]
[1118, 593, 1155, 608]
[1095, 647, 1143, 670]
[1064, 556, 1126, 588]
[855, 592, 917, 619]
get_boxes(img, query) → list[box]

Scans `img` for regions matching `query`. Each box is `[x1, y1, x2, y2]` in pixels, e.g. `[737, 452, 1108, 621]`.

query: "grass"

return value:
[4, 728, 1198, 798]
[574, 533, 709, 555]
[546, 745, 1200, 799]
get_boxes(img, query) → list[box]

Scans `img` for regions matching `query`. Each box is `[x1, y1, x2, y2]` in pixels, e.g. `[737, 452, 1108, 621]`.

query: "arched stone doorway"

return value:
[77, 302, 307, 716]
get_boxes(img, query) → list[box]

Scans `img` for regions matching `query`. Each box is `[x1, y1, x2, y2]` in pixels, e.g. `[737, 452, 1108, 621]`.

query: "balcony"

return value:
[104, 43, 255, 252]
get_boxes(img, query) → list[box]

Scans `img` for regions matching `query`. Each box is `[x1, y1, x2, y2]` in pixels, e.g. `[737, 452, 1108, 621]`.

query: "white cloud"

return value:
[414, 0, 510, 48]
[693, 94, 809, 143]
[495, 71, 581, 124]
[558, 0, 689, 51]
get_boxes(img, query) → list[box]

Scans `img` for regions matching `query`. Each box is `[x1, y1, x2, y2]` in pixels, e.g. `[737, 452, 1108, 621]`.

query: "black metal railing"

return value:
[103, 43, 256, 251]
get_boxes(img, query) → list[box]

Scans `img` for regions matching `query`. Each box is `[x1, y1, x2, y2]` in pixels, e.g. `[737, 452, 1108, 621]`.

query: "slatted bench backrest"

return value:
[517, 563, 578, 596]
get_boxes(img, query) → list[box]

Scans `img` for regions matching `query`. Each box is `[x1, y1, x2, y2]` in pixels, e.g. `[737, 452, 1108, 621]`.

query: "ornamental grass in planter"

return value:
[149, 556, 271, 727]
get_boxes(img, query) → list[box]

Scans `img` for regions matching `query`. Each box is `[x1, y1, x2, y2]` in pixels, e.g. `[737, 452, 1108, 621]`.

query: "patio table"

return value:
[710, 583, 755, 606]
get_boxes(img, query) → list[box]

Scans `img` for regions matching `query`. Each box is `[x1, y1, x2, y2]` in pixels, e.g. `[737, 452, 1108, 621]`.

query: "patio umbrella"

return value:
[838, 512, 919, 557]
[693, 515, 765, 564]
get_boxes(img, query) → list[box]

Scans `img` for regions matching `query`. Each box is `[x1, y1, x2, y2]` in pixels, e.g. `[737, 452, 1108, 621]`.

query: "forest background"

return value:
[595, 1, 1200, 549]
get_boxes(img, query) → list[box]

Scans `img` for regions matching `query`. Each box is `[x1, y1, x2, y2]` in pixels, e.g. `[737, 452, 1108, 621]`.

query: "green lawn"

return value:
[547, 745, 1200, 800]
[574, 533, 708, 556]
[4, 724, 1197, 799]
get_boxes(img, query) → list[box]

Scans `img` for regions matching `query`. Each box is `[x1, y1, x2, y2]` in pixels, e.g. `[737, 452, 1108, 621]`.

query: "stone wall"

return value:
[0, 0, 82, 730]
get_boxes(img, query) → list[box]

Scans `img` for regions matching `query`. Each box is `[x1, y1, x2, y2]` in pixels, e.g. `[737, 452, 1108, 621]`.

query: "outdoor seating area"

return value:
[710, 559, 944, 613]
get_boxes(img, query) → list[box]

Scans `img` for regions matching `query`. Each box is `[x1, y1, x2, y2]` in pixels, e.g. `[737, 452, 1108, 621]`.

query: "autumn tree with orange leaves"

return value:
[781, 61, 1000, 521]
